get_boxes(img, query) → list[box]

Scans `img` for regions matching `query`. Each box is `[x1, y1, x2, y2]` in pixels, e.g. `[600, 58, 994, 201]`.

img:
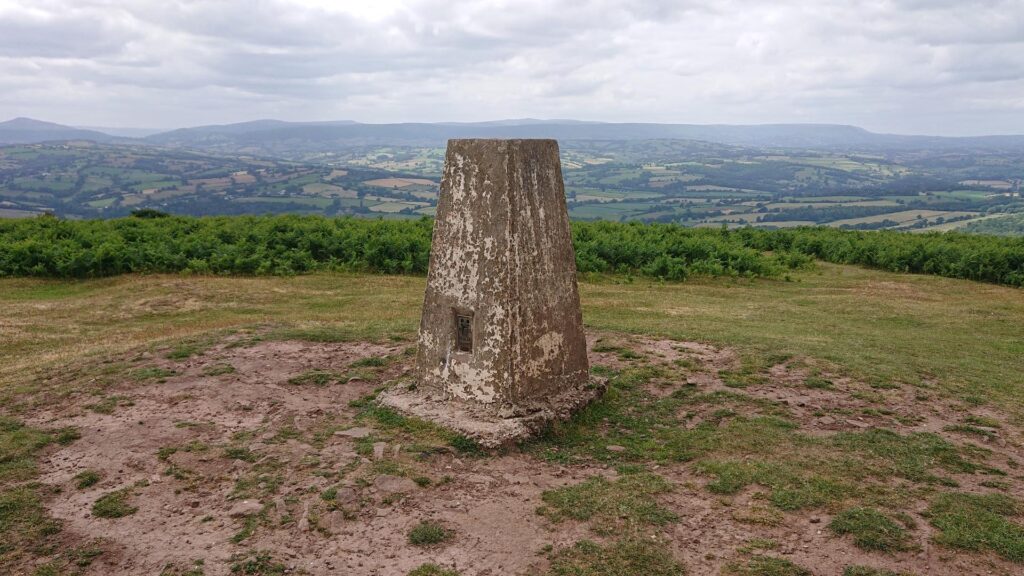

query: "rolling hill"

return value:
[5, 116, 1024, 152]
[0, 117, 116, 145]
[142, 119, 1024, 152]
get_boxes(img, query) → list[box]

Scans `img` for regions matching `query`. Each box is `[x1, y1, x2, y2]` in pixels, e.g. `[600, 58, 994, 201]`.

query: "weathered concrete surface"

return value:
[378, 377, 603, 448]
[379, 139, 601, 446]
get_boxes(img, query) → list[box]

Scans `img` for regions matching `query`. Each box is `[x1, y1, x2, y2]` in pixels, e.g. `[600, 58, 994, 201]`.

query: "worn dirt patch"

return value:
[16, 333, 1024, 576]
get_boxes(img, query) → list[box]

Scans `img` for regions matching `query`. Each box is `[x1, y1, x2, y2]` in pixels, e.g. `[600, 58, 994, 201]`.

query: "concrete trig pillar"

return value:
[380, 139, 603, 446]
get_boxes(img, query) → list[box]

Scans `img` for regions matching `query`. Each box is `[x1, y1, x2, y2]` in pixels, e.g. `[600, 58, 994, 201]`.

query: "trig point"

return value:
[379, 139, 604, 447]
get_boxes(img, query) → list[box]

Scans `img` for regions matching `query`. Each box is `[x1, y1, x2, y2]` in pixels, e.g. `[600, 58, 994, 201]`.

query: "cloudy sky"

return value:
[0, 0, 1022, 135]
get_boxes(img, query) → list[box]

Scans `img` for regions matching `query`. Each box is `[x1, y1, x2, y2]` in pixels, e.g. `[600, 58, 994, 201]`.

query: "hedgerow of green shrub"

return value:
[0, 215, 801, 280]
[735, 226, 1024, 287]
[0, 214, 433, 277]
[1, 214, 1021, 286]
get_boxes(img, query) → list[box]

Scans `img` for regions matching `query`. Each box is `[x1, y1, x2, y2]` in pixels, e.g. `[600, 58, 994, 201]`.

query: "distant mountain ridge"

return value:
[139, 120, 1024, 151]
[5, 116, 1024, 151]
[0, 117, 117, 144]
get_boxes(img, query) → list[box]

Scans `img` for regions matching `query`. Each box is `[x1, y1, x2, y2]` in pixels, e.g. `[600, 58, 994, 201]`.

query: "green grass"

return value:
[223, 446, 258, 463]
[963, 415, 1000, 428]
[943, 424, 998, 440]
[829, 428, 989, 483]
[85, 395, 128, 414]
[697, 427, 992, 510]
[738, 539, 779, 554]
[2, 265, 1020, 421]
[0, 417, 55, 483]
[202, 363, 236, 376]
[0, 487, 61, 568]
[355, 402, 477, 456]
[74, 470, 101, 489]
[697, 459, 849, 511]
[805, 376, 834, 390]
[271, 326, 364, 343]
[531, 366, 991, 513]
[160, 560, 205, 576]
[722, 555, 812, 576]
[448, 434, 484, 456]
[350, 355, 391, 368]
[580, 265, 1024, 422]
[843, 567, 913, 576]
[31, 545, 105, 575]
[0, 418, 67, 569]
[231, 514, 262, 544]
[166, 339, 213, 360]
[0, 266, 1022, 570]
[408, 520, 453, 546]
[91, 489, 137, 518]
[545, 539, 685, 576]
[229, 458, 284, 502]
[828, 507, 913, 552]
[538, 472, 677, 534]
[54, 427, 80, 445]
[718, 356, 773, 389]
[592, 342, 645, 360]
[130, 367, 177, 382]
[925, 492, 1024, 562]
[408, 563, 460, 576]
[287, 369, 345, 386]
[230, 551, 286, 575]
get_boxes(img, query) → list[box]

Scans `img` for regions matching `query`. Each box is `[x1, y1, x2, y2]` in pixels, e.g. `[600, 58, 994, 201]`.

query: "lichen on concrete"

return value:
[379, 139, 602, 446]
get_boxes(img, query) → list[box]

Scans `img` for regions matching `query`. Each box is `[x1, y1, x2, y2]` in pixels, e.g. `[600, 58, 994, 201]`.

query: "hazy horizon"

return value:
[1, 1, 1022, 136]
[42, 118, 1024, 139]
[0, 116, 1019, 140]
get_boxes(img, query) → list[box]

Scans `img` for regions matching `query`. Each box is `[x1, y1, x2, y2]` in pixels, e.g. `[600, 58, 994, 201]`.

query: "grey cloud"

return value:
[0, 7, 138, 58]
[0, 0, 1021, 134]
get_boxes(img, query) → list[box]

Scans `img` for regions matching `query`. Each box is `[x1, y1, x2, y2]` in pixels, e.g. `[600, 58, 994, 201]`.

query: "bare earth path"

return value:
[19, 331, 1024, 576]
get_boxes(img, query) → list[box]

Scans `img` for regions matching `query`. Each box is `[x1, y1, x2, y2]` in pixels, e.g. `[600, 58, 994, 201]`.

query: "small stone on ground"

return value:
[335, 427, 372, 439]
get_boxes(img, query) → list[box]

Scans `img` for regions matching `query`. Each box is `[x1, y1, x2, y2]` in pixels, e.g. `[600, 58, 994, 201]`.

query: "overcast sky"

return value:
[0, 0, 1022, 135]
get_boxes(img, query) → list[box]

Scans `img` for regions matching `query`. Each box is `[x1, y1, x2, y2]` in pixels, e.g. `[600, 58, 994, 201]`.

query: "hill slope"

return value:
[0, 117, 116, 144]
[144, 120, 1024, 151]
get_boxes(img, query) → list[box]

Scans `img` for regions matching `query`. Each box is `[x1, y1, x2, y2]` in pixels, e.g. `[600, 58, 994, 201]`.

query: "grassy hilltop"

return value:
[0, 219, 1023, 575]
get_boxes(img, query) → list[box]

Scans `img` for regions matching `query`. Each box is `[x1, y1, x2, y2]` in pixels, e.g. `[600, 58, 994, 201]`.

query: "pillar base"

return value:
[377, 376, 607, 448]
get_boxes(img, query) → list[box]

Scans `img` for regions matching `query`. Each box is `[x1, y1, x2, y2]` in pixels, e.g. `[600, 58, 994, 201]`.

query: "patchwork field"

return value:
[0, 143, 439, 219]
[2, 264, 1023, 575]
[3, 141, 1021, 230]
[364, 178, 437, 188]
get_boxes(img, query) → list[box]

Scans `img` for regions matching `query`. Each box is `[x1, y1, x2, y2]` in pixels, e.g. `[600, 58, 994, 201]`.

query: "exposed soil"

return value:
[18, 332, 1024, 576]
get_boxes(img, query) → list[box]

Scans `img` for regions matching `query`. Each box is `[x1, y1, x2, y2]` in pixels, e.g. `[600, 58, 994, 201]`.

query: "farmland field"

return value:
[2, 139, 1022, 231]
